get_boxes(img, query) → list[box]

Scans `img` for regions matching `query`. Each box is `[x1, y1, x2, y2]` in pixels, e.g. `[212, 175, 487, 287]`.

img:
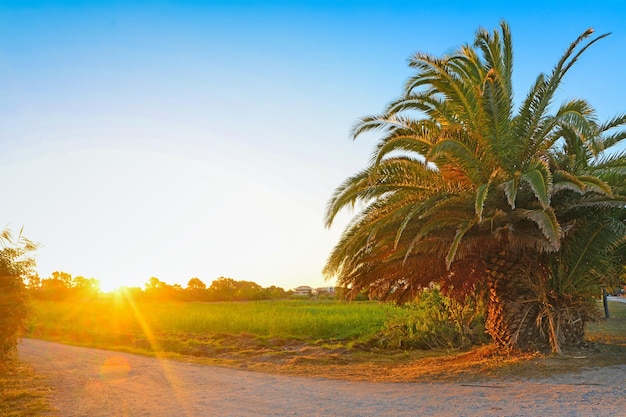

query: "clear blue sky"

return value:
[2, 1, 625, 291]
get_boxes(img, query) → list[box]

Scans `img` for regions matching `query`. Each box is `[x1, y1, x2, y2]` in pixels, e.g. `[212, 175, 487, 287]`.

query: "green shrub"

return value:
[374, 287, 487, 350]
[0, 248, 34, 360]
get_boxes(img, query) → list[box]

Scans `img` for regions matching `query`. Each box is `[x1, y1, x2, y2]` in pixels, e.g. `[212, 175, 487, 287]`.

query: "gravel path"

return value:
[19, 338, 626, 416]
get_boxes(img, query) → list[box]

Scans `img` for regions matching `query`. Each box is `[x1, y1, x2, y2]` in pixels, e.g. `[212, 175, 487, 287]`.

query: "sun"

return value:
[99, 279, 125, 293]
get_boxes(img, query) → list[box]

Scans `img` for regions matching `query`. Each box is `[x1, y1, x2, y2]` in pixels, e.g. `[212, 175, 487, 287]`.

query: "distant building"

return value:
[315, 286, 336, 296]
[293, 285, 313, 296]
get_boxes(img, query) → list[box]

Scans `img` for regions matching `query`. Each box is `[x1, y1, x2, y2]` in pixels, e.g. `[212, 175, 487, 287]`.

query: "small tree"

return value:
[208, 277, 237, 301]
[38, 271, 73, 300]
[187, 277, 207, 290]
[0, 228, 37, 361]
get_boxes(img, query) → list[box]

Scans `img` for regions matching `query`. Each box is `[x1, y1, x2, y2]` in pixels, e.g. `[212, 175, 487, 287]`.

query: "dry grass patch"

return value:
[0, 358, 51, 417]
[217, 340, 626, 383]
[183, 301, 626, 383]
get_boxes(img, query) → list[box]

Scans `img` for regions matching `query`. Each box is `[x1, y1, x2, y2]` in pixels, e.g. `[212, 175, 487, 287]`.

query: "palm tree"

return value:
[324, 22, 626, 353]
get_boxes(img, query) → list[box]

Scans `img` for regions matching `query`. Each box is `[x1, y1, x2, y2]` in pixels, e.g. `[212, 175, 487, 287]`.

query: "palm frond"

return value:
[579, 175, 614, 197]
[517, 207, 562, 250]
[446, 220, 474, 268]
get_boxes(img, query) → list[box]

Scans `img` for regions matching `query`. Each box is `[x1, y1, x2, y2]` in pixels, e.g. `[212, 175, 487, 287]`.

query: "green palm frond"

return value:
[428, 137, 489, 183]
[561, 196, 626, 213]
[474, 21, 513, 96]
[596, 114, 626, 150]
[589, 151, 626, 174]
[553, 99, 597, 138]
[351, 112, 424, 139]
[578, 175, 614, 196]
[324, 156, 441, 227]
[405, 52, 482, 130]
[369, 119, 441, 166]
[474, 182, 491, 221]
[517, 207, 562, 250]
[502, 172, 520, 209]
[552, 170, 585, 194]
[552, 218, 626, 294]
[521, 159, 553, 208]
[514, 30, 608, 165]
[473, 23, 515, 166]
[446, 220, 475, 268]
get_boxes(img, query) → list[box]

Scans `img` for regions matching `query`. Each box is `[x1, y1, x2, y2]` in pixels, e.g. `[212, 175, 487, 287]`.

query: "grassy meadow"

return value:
[27, 294, 626, 360]
[27, 295, 397, 358]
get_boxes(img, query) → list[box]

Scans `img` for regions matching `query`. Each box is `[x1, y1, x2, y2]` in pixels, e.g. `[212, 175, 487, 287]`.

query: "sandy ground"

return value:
[18, 338, 626, 417]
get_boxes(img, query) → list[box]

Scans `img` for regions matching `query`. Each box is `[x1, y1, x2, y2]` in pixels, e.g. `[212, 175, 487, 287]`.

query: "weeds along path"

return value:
[19, 338, 626, 417]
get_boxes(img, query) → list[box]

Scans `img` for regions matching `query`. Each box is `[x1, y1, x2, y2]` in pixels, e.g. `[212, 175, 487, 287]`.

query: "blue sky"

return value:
[2, 1, 625, 291]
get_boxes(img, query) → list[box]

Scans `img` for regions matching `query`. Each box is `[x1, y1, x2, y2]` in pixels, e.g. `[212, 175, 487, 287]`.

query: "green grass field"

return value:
[27, 295, 397, 356]
[586, 299, 626, 345]
[27, 295, 626, 358]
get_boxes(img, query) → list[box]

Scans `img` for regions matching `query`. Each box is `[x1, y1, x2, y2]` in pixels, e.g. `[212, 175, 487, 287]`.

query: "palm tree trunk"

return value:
[484, 251, 547, 351]
[484, 251, 590, 352]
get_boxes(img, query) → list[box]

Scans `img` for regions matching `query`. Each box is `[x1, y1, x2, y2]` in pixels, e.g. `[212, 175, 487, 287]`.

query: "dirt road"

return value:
[18, 338, 626, 416]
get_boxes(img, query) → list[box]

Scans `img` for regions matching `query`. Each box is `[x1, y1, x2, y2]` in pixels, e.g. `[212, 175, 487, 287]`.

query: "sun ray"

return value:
[120, 289, 195, 417]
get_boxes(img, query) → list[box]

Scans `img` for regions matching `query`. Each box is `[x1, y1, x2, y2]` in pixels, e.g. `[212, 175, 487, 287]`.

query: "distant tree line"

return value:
[26, 273, 293, 302]
[140, 276, 292, 301]
[26, 271, 100, 300]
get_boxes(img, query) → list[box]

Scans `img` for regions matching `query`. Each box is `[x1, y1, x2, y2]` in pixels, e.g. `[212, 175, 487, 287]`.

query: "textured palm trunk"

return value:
[484, 251, 588, 352]
[536, 298, 588, 353]
[484, 251, 546, 351]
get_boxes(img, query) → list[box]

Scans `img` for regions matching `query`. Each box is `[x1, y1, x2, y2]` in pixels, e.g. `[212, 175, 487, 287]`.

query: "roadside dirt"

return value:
[18, 338, 626, 416]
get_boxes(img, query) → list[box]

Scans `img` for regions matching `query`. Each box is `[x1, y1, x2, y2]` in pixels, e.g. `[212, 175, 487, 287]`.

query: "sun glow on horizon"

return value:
[99, 280, 125, 293]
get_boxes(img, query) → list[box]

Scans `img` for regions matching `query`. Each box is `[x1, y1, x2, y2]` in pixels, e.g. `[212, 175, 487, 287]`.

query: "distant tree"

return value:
[208, 277, 237, 301]
[184, 277, 209, 301]
[26, 274, 41, 291]
[171, 283, 185, 300]
[265, 285, 288, 300]
[145, 276, 167, 299]
[71, 276, 101, 298]
[51, 271, 73, 287]
[143, 277, 185, 301]
[234, 280, 264, 301]
[37, 271, 74, 300]
[145, 276, 166, 291]
[187, 277, 206, 290]
[122, 276, 289, 302]
[72, 276, 98, 290]
[0, 227, 37, 361]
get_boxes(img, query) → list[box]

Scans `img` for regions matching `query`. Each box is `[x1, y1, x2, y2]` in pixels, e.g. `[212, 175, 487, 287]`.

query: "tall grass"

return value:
[26, 295, 624, 360]
[28, 295, 396, 355]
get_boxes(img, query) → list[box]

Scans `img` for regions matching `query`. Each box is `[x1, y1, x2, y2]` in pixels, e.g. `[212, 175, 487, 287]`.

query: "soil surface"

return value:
[18, 338, 626, 416]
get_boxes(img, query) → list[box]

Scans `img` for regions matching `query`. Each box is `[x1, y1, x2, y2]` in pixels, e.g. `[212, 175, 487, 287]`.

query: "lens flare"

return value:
[99, 356, 130, 382]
